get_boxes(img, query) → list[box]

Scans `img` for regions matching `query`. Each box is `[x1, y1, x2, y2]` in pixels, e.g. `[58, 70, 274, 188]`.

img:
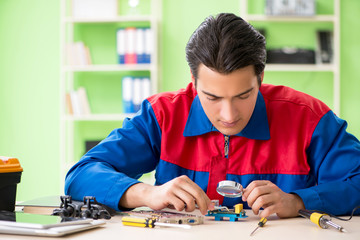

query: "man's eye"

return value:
[207, 97, 218, 101]
[238, 94, 250, 100]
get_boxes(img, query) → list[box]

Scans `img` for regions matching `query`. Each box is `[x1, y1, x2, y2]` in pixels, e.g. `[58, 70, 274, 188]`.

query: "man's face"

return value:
[194, 64, 262, 136]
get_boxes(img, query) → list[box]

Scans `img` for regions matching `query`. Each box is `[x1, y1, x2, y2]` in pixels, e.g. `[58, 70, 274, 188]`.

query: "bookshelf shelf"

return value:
[64, 64, 154, 72]
[63, 113, 136, 121]
[64, 16, 153, 23]
[265, 64, 335, 72]
[244, 14, 336, 22]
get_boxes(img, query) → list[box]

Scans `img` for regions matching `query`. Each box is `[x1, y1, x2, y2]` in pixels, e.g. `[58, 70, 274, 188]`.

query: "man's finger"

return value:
[242, 180, 270, 201]
[177, 176, 211, 214]
[173, 188, 197, 212]
[251, 194, 273, 215]
[246, 185, 271, 207]
[167, 194, 187, 212]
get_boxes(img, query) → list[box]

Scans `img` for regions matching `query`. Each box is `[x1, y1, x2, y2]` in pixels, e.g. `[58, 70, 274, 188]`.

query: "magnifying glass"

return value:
[216, 180, 243, 198]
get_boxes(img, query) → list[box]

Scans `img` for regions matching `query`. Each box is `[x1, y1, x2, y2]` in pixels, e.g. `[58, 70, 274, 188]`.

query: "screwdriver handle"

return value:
[122, 216, 156, 228]
[258, 217, 267, 227]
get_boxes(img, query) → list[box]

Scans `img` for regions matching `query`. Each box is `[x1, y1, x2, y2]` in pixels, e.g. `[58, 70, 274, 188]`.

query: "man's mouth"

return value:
[220, 120, 239, 128]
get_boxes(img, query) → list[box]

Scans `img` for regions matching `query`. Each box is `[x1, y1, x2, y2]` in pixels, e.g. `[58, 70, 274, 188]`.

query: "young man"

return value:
[65, 13, 360, 218]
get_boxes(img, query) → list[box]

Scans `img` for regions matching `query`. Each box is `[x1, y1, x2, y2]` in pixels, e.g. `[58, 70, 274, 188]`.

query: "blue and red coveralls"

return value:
[65, 83, 360, 215]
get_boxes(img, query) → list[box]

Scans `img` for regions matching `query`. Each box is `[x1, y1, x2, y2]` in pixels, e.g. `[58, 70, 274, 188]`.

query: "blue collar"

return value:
[183, 91, 270, 140]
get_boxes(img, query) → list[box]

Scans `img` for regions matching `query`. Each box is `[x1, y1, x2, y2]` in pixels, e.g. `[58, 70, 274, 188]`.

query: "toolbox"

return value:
[0, 156, 23, 212]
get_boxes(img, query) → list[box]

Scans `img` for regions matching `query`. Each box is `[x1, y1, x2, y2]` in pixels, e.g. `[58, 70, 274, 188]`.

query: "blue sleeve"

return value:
[64, 100, 162, 211]
[293, 111, 360, 215]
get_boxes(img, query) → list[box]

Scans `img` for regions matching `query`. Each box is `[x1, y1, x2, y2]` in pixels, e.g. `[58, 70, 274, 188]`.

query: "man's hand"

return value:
[119, 175, 214, 215]
[242, 180, 305, 218]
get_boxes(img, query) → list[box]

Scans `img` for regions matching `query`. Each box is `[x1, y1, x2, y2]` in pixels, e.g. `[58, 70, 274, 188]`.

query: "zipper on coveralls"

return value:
[224, 135, 230, 158]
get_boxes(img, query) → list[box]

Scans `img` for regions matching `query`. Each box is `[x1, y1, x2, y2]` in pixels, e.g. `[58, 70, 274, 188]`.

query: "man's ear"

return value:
[190, 70, 196, 86]
[260, 71, 264, 84]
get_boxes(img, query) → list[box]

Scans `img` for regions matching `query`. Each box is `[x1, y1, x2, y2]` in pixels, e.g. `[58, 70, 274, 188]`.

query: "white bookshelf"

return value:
[240, 0, 340, 115]
[64, 16, 154, 23]
[59, 0, 162, 190]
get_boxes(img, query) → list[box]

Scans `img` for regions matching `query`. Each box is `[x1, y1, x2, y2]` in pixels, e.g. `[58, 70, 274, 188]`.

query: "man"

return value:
[65, 13, 360, 218]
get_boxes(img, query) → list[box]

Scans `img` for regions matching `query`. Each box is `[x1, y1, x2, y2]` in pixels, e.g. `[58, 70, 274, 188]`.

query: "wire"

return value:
[312, 205, 360, 221]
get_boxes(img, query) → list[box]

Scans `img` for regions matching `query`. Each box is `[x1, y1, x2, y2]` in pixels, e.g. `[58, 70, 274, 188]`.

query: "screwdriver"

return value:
[250, 217, 267, 236]
[298, 209, 346, 232]
[122, 216, 191, 229]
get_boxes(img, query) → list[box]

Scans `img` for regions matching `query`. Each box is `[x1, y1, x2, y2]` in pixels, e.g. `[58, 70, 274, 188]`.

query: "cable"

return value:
[312, 205, 360, 221]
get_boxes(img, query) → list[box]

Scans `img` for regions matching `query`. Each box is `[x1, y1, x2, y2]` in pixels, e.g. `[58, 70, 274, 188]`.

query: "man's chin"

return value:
[218, 127, 243, 136]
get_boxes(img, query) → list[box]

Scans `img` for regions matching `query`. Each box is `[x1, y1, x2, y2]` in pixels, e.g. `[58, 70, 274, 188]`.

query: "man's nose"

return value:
[220, 100, 237, 122]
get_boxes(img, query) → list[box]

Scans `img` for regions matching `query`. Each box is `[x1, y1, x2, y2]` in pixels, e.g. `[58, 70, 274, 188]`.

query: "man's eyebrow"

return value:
[201, 90, 221, 98]
[201, 87, 254, 98]
[234, 87, 254, 97]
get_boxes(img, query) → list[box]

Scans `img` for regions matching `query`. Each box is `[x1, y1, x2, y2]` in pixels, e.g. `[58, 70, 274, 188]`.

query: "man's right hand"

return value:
[119, 175, 214, 215]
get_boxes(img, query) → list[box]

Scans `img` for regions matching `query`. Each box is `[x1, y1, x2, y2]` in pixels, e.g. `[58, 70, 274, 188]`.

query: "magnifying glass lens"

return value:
[216, 180, 243, 198]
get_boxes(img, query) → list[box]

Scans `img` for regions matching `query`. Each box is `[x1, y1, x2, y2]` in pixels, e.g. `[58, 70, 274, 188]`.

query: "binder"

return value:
[144, 28, 152, 64]
[136, 28, 146, 64]
[122, 76, 134, 113]
[117, 28, 126, 64]
[124, 27, 137, 64]
[132, 78, 142, 112]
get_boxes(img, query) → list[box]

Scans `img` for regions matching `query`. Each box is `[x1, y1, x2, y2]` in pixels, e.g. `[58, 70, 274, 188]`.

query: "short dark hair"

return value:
[185, 13, 266, 86]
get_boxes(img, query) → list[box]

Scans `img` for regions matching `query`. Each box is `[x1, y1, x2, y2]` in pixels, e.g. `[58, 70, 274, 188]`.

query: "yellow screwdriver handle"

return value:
[259, 217, 267, 226]
[121, 216, 156, 228]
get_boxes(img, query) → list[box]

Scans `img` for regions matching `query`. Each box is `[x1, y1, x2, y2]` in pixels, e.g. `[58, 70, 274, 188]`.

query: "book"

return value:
[65, 93, 73, 115]
[121, 76, 152, 113]
[116, 28, 126, 64]
[70, 90, 82, 116]
[144, 28, 152, 63]
[125, 27, 137, 64]
[77, 87, 91, 115]
[117, 27, 153, 64]
[141, 77, 151, 100]
[66, 88, 91, 116]
[136, 28, 146, 64]
[132, 77, 142, 112]
[316, 30, 333, 64]
[66, 42, 92, 66]
[122, 76, 134, 113]
[16, 195, 61, 215]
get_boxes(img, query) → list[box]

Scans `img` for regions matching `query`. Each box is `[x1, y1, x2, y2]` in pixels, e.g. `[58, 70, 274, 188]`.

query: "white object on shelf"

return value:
[66, 42, 91, 66]
[77, 87, 91, 115]
[265, 0, 315, 16]
[72, 0, 118, 19]
[133, 77, 142, 112]
[145, 28, 153, 63]
[122, 76, 134, 113]
[142, 77, 151, 99]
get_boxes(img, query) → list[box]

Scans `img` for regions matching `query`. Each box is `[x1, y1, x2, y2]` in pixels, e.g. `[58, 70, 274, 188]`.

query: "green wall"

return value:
[0, 0, 61, 201]
[0, 0, 359, 202]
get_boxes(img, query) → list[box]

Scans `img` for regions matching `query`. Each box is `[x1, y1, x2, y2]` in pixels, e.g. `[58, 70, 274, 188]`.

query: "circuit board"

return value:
[125, 209, 204, 225]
